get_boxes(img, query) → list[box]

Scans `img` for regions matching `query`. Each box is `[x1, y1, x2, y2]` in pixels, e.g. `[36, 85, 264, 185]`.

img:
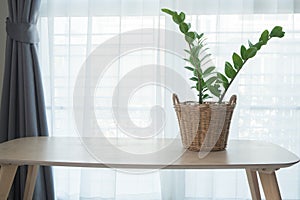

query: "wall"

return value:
[0, 0, 8, 97]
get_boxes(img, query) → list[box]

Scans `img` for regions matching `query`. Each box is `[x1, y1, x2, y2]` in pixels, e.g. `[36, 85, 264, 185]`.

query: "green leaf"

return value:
[195, 82, 199, 91]
[179, 12, 185, 22]
[200, 77, 206, 88]
[217, 72, 228, 83]
[206, 76, 217, 86]
[179, 22, 189, 33]
[208, 85, 220, 97]
[225, 62, 236, 79]
[187, 23, 191, 29]
[248, 40, 254, 47]
[185, 32, 196, 44]
[189, 56, 200, 67]
[184, 66, 194, 71]
[191, 85, 199, 91]
[172, 12, 182, 24]
[199, 47, 209, 55]
[259, 30, 269, 45]
[197, 33, 204, 39]
[190, 45, 202, 57]
[240, 45, 247, 60]
[200, 53, 212, 64]
[217, 73, 229, 89]
[232, 53, 243, 70]
[202, 94, 212, 100]
[198, 37, 207, 45]
[190, 77, 198, 81]
[244, 47, 257, 59]
[184, 49, 190, 54]
[197, 66, 202, 74]
[193, 68, 199, 77]
[254, 41, 264, 50]
[161, 8, 175, 16]
[270, 26, 285, 38]
[225, 61, 233, 69]
[222, 81, 229, 89]
[203, 66, 216, 77]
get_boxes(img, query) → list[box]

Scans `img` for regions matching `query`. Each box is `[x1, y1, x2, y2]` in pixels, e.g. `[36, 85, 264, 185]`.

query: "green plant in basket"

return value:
[162, 8, 285, 152]
[162, 8, 285, 104]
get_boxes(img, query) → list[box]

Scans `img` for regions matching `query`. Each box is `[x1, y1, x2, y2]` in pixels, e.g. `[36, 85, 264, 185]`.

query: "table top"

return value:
[0, 137, 298, 169]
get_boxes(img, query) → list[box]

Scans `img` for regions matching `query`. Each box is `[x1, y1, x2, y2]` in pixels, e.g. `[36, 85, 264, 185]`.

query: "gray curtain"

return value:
[0, 0, 55, 199]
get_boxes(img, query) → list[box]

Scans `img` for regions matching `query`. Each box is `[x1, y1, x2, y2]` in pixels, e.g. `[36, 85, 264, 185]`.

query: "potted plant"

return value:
[162, 8, 285, 151]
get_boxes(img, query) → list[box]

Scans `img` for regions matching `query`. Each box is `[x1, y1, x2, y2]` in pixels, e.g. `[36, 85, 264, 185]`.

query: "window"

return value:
[38, 0, 300, 199]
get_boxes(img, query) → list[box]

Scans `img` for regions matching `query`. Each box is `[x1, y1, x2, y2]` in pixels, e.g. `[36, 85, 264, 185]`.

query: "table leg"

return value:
[246, 169, 261, 200]
[0, 164, 18, 199]
[258, 170, 281, 200]
[24, 165, 39, 200]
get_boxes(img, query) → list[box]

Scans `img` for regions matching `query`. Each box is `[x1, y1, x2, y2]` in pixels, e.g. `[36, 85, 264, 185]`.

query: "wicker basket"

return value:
[173, 94, 237, 151]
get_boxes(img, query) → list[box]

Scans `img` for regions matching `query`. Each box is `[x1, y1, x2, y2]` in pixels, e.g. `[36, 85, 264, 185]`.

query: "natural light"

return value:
[37, 0, 300, 199]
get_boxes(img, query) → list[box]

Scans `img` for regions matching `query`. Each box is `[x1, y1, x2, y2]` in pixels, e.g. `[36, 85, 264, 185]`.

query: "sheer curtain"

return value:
[38, 0, 300, 199]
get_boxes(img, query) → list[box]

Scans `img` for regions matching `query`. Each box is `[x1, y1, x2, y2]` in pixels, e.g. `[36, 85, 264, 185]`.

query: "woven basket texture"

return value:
[173, 94, 237, 151]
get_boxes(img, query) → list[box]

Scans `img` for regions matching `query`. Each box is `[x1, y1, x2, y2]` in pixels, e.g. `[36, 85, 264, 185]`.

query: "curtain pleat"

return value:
[0, 0, 55, 199]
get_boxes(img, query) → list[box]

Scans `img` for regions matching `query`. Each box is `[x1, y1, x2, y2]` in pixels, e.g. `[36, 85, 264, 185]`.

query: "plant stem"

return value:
[218, 37, 275, 103]
[218, 59, 248, 103]
[188, 42, 203, 104]
[198, 75, 202, 103]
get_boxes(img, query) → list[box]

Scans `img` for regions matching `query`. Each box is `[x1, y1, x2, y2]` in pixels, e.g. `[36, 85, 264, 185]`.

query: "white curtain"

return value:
[38, 0, 300, 199]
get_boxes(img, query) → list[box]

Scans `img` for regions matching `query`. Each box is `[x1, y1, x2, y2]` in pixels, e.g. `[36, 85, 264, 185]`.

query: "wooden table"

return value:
[0, 137, 298, 200]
